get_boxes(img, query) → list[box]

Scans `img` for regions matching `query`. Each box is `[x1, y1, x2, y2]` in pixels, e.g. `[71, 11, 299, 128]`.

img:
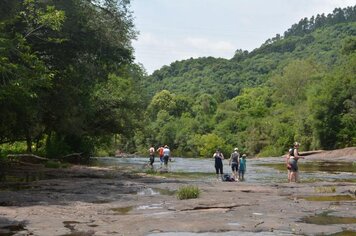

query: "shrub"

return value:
[176, 185, 200, 200]
[0, 142, 27, 158]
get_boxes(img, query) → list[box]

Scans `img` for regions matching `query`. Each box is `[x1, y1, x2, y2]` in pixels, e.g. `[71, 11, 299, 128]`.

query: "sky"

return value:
[131, 0, 356, 74]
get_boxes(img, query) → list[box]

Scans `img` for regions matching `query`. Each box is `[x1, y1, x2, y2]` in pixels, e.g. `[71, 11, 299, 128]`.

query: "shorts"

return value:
[289, 159, 298, 172]
[231, 163, 238, 172]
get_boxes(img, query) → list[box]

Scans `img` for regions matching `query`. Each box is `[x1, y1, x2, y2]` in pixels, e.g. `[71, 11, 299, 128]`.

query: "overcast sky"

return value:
[131, 0, 356, 74]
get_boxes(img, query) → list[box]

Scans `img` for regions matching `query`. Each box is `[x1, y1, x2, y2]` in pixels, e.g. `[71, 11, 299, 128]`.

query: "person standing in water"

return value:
[286, 147, 293, 182]
[213, 149, 224, 181]
[148, 145, 155, 168]
[289, 142, 304, 182]
[229, 147, 240, 181]
[239, 154, 247, 181]
[163, 145, 171, 169]
[157, 145, 164, 167]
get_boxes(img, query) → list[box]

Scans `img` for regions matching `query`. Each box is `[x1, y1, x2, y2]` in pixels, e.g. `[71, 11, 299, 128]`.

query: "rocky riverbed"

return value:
[0, 148, 355, 236]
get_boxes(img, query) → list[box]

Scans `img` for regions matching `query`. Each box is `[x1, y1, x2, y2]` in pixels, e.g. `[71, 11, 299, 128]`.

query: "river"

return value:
[93, 156, 355, 183]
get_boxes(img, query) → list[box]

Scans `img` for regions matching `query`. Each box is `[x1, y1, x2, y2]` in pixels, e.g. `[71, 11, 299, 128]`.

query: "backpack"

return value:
[222, 174, 235, 182]
[289, 148, 294, 156]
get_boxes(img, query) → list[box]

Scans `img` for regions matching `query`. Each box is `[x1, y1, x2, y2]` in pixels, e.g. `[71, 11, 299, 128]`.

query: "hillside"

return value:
[0, 2, 354, 159]
[143, 6, 356, 103]
[139, 6, 356, 157]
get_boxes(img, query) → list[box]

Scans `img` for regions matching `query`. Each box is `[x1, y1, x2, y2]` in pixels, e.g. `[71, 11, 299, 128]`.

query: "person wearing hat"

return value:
[239, 154, 247, 181]
[163, 145, 171, 169]
[229, 148, 240, 181]
[289, 142, 304, 182]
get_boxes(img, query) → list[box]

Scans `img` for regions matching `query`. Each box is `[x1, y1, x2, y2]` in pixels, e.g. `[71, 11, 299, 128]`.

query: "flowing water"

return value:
[93, 156, 355, 183]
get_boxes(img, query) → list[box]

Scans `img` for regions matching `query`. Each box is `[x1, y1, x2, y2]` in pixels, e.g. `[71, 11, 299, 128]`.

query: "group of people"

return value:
[148, 142, 303, 183]
[213, 148, 247, 182]
[148, 145, 171, 169]
[285, 142, 304, 183]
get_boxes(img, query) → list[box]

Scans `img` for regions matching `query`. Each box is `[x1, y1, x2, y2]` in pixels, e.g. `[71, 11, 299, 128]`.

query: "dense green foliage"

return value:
[140, 6, 356, 157]
[1, 2, 355, 159]
[0, 0, 145, 159]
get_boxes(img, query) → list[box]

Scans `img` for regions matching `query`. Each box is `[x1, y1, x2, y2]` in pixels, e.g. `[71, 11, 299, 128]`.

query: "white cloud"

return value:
[133, 33, 237, 73]
[183, 37, 236, 53]
[132, 0, 356, 74]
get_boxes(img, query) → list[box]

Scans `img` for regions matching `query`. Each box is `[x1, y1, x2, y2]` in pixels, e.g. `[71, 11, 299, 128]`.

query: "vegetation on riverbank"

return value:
[0, 1, 355, 160]
[140, 12, 356, 157]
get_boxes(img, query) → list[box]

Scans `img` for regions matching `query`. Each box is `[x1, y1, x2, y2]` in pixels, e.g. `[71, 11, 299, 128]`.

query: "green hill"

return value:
[139, 6, 356, 157]
[1, 2, 354, 158]
[144, 15, 355, 102]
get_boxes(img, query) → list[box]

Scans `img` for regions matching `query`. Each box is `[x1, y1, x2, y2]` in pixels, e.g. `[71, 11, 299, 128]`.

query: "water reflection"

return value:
[111, 206, 133, 214]
[146, 231, 295, 236]
[298, 195, 356, 201]
[300, 211, 356, 224]
[136, 187, 176, 197]
[327, 231, 356, 236]
[92, 157, 355, 183]
[260, 161, 356, 173]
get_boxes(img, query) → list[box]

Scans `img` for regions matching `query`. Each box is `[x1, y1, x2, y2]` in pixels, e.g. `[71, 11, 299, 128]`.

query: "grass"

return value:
[176, 185, 200, 200]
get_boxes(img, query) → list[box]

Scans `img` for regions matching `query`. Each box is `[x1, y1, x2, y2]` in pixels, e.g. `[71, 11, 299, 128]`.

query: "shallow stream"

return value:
[93, 156, 355, 183]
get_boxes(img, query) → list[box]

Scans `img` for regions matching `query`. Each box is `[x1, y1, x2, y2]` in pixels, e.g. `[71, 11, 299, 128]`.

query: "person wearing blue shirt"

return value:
[239, 154, 247, 181]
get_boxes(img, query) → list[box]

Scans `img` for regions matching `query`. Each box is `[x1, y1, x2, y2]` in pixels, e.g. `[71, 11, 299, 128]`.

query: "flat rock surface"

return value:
[0, 148, 355, 236]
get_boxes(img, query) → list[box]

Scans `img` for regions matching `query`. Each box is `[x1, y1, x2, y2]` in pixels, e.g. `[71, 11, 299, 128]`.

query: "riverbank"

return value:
[0, 148, 355, 235]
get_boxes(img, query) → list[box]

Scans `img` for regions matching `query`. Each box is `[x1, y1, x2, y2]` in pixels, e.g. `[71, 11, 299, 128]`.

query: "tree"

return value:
[271, 59, 322, 105]
[307, 55, 356, 149]
[193, 93, 217, 115]
[40, 0, 138, 156]
[146, 90, 177, 120]
[192, 133, 226, 158]
[0, 0, 64, 152]
[0, 0, 141, 157]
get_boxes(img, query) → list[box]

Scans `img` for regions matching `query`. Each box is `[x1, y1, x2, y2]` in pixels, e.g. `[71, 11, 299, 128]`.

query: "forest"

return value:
[0, 0, 355, 160]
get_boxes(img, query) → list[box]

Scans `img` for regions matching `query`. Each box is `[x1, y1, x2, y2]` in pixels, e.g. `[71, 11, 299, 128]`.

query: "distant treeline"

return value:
[0, 2, 355, 159]
[140, 5, 356, 157]
[284, 6, 356, 37]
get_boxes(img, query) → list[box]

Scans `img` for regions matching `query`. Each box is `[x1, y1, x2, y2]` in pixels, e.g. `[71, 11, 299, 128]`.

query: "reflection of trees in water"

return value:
[299, 161, 355, 173]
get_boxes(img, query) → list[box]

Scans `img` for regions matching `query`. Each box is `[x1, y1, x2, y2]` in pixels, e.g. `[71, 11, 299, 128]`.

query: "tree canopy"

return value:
[0, 0, 144, 158]
[1, 2, 355, 159]
[139, 5, 356, 157]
